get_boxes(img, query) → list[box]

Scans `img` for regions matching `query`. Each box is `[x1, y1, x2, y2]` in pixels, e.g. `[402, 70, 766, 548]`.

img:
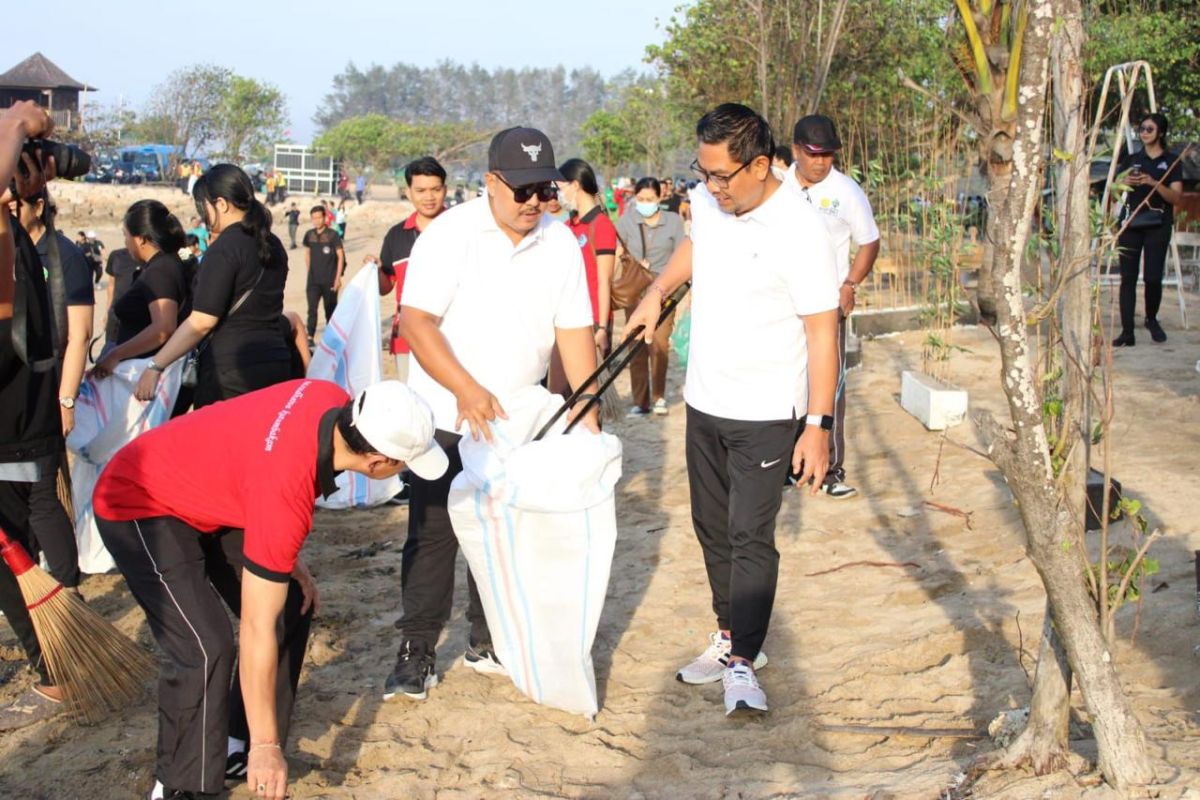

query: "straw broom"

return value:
[0, 527, 154, 724]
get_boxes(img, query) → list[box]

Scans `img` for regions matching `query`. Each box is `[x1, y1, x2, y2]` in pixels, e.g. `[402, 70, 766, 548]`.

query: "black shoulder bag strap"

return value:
[193, 266, 265, 358]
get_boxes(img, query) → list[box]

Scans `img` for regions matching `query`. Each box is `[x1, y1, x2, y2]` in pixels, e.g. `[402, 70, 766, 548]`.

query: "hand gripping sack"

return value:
[66, 358, 184, 573]
[448, 386, 622, 718]
[308, 261, 401, 508]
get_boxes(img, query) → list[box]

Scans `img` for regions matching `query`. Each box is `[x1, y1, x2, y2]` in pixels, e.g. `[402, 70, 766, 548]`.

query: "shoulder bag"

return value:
[610, 222, 654, 311]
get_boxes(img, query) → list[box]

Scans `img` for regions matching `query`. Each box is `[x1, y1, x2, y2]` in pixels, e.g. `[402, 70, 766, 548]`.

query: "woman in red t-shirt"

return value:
[546, 159, 617, 396]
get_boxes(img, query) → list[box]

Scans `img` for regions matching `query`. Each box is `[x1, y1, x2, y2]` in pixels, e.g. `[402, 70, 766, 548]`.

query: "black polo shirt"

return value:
[35, 231, 94, 307]
[112, 252, 189, 358]
[303, 227, 343, 286]
[1119, 148, 1180, 226]
[191, 221, 290, 370]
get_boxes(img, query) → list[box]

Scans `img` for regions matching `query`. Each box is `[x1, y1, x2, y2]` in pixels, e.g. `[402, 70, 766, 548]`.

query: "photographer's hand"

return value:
[0, 101, 55, 191]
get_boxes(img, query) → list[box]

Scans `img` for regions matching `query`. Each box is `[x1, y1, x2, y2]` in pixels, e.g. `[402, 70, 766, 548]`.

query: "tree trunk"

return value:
[979, 0, 1155, 789]
[999, 606, 1071, 773]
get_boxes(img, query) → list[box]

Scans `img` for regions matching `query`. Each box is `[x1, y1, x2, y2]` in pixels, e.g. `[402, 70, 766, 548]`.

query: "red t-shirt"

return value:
[93, 380, 350, 581]
[565, 207, 618, 324]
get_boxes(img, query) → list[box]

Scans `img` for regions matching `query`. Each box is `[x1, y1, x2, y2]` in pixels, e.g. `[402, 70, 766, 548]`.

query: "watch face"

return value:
[60, 397, 75, 409]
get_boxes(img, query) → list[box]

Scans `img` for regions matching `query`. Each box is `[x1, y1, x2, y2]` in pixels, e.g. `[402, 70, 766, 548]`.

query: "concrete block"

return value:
[900, 370, 968, 430]
[844, 334, 863, 371]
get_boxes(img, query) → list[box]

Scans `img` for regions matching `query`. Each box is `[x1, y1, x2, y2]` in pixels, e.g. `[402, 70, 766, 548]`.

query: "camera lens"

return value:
[21, 139, 92, 181]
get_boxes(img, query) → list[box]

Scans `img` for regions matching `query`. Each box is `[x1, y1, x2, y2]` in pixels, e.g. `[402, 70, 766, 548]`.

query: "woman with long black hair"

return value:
[135, 164, 292, 406]
[1113, 112, 1185, 347]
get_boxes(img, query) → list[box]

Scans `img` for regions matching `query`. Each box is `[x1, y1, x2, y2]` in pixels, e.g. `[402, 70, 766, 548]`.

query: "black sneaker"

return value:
[1112, 331, 1135, 347]
[383, 640, 437, 700]
[225, 749, 248, 781]
[1145, 318, 1167, 343]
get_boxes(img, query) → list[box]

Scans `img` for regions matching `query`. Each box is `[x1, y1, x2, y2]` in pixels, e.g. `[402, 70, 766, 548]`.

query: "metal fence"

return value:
[273, 144, 340, 195]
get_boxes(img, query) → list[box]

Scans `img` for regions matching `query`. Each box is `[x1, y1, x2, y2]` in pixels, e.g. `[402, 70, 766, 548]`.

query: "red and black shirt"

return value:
[93, 379, 349, 581]
[565, 206, 617, 324]
[379, 212, 424, 354]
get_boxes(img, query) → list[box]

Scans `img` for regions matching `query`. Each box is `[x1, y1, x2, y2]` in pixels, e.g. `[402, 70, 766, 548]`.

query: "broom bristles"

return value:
[17, 567, 154, 724]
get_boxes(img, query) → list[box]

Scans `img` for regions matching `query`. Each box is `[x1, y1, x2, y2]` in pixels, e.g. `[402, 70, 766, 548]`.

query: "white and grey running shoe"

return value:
[676, 632, 768, 685]
[821, 480, 858, 499]
[463, 641, 507, 676]
[723, 662, 768, 715]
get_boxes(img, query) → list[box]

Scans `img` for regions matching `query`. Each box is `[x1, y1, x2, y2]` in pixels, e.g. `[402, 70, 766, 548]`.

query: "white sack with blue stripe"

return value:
[448, 385, 622, 718]
[67, 358, 183, 573]
[308, 262, 402, 508]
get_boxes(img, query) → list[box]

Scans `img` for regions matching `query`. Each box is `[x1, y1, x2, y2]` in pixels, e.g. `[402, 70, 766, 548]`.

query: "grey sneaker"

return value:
[676, 632, 768, 685]
[463, 641, 507, 676]
[821, 480, 858, 499]
[723, 662, 768, 715]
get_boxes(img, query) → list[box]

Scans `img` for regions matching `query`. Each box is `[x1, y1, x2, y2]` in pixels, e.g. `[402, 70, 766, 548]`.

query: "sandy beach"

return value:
[2, 182, 1199, 799]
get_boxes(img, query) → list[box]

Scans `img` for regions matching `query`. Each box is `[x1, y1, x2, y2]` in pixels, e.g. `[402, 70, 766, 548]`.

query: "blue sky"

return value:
[10, 0, 686, 142]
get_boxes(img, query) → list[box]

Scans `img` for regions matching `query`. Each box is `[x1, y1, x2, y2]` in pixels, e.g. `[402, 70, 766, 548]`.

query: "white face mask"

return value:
[636, 201, 659, 218]
[559, 186, 578, 214]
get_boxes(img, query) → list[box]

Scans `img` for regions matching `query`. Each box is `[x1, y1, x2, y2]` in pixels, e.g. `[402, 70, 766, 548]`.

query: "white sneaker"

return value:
[652, 398, 669, 416]
[463, 642, 507, 676]
[723, 663, 768, 715]
[676, 632, 768, 685]
[821, 480, 858, 499]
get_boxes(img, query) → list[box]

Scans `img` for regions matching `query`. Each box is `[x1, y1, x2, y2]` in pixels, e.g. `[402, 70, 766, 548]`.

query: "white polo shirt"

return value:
[783, 166, 879, 282]
[402, 197, 594, 432]
[683, 182, 840, 422]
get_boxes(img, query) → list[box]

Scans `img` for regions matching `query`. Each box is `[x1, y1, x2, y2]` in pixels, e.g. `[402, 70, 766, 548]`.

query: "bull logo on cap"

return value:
[521, 143, 542, 163]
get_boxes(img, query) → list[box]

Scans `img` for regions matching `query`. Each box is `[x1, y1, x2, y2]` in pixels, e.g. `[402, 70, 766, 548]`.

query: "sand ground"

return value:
[2, 183, 1199, 799]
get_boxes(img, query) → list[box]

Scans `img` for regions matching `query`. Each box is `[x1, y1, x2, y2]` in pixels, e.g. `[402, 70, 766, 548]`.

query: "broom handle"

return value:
[534, 283, 690, 441]
[0, 527, 36, 577]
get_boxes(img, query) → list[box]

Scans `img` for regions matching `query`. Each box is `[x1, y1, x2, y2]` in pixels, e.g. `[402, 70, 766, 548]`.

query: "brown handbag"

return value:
[610, 223, 654, 311]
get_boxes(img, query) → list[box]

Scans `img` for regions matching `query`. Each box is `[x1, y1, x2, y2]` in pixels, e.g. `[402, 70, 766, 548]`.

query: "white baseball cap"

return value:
[86, 230, 97, 238]
[350, 381, 448, 480]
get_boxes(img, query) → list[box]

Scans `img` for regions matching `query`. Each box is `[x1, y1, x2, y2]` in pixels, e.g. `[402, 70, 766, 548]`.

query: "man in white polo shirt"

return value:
[627, 103, 840, 716]
[783, 115, 880, 499]
[382, 126, 600, 701]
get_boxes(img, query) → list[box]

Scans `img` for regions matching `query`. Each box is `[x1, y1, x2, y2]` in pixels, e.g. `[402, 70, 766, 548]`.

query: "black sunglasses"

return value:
[495, 174, 558, 204]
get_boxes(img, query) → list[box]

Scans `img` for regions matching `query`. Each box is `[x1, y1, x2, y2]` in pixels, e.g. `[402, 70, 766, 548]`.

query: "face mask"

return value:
[551, 210, 571, 222]
[636, 201, 659, 218]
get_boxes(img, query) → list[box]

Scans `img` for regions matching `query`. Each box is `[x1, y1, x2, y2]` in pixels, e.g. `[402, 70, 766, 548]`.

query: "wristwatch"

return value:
[58, 396, 76, 410]
[147, 359, 164, 373]
[805, 413, 834, 431]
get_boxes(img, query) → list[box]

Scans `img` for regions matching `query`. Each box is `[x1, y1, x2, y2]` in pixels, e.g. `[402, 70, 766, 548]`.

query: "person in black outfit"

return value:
[11, 189, 93, 592]
[0, 101, 68, 729]
[284, 202, 301, 249]
[135, 164, 293, 410]
[91, 201, 189, 379]
[1113, 112, 1185, 347]
[302, 205, 345, 342]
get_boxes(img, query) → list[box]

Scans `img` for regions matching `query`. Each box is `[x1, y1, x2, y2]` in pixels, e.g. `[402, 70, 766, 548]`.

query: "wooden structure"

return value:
[0, 53, 95, 131]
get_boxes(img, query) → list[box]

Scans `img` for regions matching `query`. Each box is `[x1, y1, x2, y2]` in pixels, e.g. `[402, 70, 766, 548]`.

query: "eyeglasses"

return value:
[1138, 125, 1157, 134]
[689, 158, 756, 190]
[495, 175, 558, 204]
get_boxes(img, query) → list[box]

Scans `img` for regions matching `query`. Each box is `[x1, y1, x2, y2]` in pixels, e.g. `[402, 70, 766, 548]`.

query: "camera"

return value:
[19, 138, 92, 181]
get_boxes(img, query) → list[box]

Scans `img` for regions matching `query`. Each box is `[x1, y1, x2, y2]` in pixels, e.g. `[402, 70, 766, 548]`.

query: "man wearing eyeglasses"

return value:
[382, 126, 600, 701]
[783, 115, 880, 500]
[626, 103, 840, 717]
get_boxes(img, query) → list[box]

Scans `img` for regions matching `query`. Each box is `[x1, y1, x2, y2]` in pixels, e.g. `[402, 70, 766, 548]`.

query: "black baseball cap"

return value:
[793, 115, 842, 154]
[488, 127, 564, 185]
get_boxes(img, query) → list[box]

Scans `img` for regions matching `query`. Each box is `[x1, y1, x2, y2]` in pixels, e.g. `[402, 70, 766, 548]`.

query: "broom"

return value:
[0, 526, 155, 724]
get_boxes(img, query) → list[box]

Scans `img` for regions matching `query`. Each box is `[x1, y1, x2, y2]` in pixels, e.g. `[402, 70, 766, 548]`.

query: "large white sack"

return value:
[66, 358, 183, 573]
[448, 385, 622, 718]
[308, 262, 401, 508]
